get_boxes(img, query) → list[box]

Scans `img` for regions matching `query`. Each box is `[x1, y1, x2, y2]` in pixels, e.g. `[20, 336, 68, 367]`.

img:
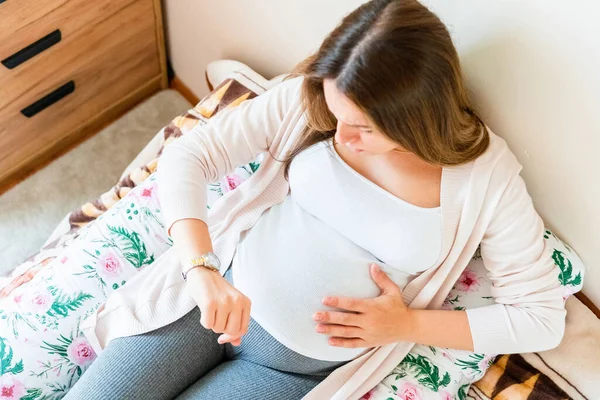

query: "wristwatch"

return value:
[181, 252, 221, 281]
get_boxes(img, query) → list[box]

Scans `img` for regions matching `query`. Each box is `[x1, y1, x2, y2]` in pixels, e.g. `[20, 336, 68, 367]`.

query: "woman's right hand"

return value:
[184, 267, 252, 346]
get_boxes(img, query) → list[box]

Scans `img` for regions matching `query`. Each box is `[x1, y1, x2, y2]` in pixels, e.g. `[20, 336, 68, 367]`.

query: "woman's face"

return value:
[323, 79, 401, 155]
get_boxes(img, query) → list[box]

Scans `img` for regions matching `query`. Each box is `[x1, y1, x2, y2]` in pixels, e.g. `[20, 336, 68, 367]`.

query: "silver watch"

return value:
[181, 252, 221, 281]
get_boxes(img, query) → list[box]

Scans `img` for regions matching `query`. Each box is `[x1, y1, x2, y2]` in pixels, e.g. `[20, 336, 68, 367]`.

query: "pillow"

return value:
[205, 59, 287, 91]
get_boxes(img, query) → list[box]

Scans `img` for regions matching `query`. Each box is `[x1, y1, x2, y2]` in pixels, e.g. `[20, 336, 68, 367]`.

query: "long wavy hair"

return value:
[283, 0, 488, 177]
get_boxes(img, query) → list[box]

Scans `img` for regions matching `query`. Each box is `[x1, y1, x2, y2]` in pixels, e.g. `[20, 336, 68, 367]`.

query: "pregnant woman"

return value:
[65, 0, 565, 398]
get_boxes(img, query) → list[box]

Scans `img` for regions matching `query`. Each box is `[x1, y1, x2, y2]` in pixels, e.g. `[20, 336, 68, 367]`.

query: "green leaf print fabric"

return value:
[0, 167, 586, 399]
[0, 175, 171, 399]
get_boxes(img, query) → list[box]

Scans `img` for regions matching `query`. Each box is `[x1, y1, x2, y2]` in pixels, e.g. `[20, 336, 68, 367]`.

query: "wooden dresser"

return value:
[0, 0, 167, 192]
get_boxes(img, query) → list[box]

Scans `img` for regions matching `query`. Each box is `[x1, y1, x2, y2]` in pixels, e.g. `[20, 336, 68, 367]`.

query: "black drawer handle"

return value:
[21, 81, 75, 118]
[2, 30, 62, 69]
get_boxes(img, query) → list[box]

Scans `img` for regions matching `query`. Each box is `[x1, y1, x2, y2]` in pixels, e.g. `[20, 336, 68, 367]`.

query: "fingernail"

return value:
[313, 313, 323, 321]
[371, 264, 379, 271]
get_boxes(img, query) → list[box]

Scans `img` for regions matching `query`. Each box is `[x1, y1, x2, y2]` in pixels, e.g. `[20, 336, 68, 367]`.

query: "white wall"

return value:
[164, 0, 600, 305]
[163, 0, 368, 94]
[420, 0, 600, 306]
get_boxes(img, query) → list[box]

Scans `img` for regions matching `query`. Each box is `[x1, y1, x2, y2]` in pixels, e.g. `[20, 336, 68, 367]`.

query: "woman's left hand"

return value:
[313, 263, 412, 348]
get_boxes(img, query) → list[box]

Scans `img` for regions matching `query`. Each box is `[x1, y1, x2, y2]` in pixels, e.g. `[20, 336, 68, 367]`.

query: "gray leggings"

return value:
[64, 265, 348, 400]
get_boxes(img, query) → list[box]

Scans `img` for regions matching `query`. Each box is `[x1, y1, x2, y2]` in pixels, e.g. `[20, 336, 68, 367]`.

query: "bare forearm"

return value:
[403, 309, 474, 351]
[169, 218, 214, 271]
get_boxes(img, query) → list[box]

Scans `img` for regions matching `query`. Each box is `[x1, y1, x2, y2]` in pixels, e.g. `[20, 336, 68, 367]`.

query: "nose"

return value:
[335, 121, 359, 145]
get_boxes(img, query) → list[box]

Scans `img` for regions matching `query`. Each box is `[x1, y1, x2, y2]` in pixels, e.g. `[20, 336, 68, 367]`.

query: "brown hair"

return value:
[283, 0, 488, 176]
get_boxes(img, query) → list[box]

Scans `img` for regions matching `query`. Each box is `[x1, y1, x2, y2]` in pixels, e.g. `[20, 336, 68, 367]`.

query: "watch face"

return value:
[205, 253, 221, 270]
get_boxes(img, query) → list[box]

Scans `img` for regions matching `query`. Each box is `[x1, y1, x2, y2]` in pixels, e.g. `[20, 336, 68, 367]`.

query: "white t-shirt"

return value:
[232, 141, 442, 361]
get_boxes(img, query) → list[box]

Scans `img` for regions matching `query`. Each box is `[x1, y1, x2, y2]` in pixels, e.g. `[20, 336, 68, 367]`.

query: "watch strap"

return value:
[182, 256, 220, 281]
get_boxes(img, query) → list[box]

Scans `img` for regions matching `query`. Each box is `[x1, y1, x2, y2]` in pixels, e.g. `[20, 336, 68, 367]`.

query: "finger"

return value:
[241, 304, 251, 336]
[225, 307, 242, 335]
[322, 296, 366, 312]
[314, 310, 361, 326]
[328, 337, 369, 348]
[200, 306, 216, 330]
[218, 333, 241, 346]
[370, 264, 400, 295]
[213, 309, 229, 333]
[315, 323, 363, 338]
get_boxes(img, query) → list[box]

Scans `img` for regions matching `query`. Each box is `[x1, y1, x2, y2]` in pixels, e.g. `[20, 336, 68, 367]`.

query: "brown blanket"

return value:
[470, 296, 599, 399]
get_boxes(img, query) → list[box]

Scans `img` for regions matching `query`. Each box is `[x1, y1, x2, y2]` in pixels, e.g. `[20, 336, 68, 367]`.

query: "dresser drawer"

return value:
[0, 0, 137, 83]
[0, 0, 69, 41]
[0, 0, 162, 178]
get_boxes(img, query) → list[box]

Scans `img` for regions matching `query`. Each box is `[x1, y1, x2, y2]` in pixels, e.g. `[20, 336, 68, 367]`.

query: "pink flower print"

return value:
[67, 337, 97, 367]
[360, 389, 373, 399]
[25, 288, 53, 314]
[96, 250, 124, 280]
[440, 391, 453, 400]
[440, 349, 453, 361]
[12, 294, 22, 304]
[0, 374, 25, 400]
[455, 268, 483, 292]
[132, 182, 157, 204]
[60, 256, 68, 264]
[221, 174, 243, 193]
[141, 187, 154, 198]
[478, 355, 495, 372]
[399, 382, 422, 400]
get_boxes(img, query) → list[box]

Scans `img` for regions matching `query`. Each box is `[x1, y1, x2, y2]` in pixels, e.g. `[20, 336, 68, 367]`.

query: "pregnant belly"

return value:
[231, 197, 414, 360]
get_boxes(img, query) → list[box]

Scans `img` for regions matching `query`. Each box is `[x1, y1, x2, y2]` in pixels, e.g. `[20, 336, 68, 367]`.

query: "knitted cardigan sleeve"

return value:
[156, 77, 303, 236]
[466, 170, 566, 354]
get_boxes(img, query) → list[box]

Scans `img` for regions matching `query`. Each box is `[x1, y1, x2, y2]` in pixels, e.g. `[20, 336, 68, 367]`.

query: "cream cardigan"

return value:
[80, 77, 566, 400]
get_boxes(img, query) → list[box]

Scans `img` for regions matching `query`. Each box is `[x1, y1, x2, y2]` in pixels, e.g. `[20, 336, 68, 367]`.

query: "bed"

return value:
[0, 60, 597, 399]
